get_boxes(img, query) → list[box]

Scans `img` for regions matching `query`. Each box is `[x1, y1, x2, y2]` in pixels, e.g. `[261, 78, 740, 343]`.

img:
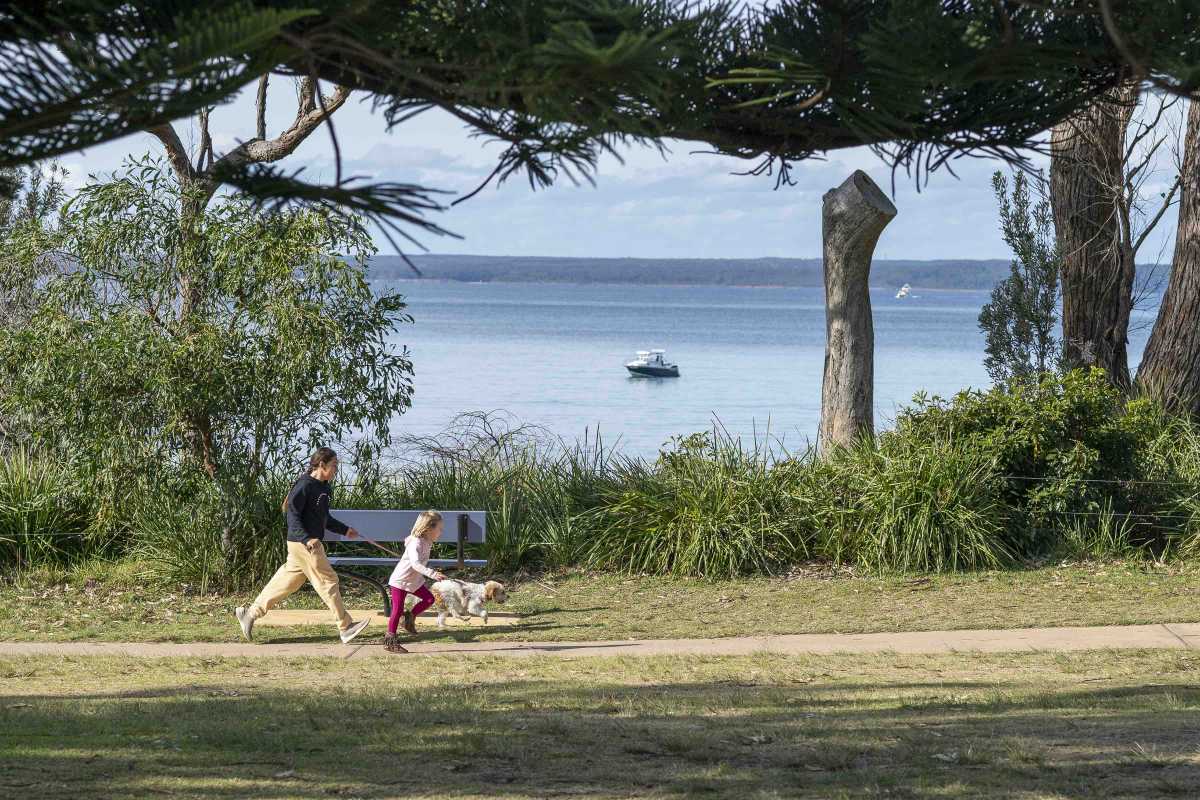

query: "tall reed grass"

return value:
[0, 449, 93, 570]
[10, 369, 1200, 583]
[816, 438, 1012, 572]
[582, 432, 807, 578]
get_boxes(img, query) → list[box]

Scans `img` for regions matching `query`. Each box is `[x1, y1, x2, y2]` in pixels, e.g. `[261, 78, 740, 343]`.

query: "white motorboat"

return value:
[625, 349, 680, 378]
[895, 283, 912, 299]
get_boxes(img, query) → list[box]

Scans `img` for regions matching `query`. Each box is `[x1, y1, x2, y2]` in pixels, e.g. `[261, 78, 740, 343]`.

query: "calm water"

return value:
[381, 281, 1157, 459]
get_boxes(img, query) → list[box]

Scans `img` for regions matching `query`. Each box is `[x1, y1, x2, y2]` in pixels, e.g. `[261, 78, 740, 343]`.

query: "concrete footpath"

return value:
[2, 622, 1199, 660]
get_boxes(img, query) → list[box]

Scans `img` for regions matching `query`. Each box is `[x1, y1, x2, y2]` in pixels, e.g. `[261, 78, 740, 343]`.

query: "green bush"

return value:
[582, 432, 808, 578]
[811, 438, 1012, 573]
[129, 481, 229, 594]
[128, 469, 290, 592]
[890, 368, 1183, 555]
[0, 449, 93, 570]
[14, 371, 1200, 582]
[1060, 497, 1146, 560]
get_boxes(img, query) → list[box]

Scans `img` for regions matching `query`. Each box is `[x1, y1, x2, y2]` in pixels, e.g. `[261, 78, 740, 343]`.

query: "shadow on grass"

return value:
[517, 606, 610, 616]
[411, 621, 580, 643]
[247, 618, 586, 646]
[3, 677, 1199, 798]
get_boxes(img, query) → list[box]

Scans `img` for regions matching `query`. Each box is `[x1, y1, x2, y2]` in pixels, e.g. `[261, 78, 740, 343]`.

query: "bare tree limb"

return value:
[214, 84, 350, 172]
[255, 74, 269, 141]
[1125, 134, 1165, 190]
[1125, 94, 1178, 163]
[1132, 174, 1181, 256]
[296, 76, 317, 117]
[311, 76, 343, 185]
[147, 123, 195, 183]
[196, 107, 214, 174]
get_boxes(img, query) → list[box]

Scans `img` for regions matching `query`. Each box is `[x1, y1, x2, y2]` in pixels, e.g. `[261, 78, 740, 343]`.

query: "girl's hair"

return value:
[410, 510, 443, 539]
[281, 447, 339, 512]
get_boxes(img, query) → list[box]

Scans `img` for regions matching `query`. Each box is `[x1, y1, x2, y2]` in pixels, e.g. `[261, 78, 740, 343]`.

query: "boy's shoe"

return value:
[339, 618, 371, 644]
[234, 606, 254, 641]
[402, 610, 417, 635]
[383, 634, 408, 654]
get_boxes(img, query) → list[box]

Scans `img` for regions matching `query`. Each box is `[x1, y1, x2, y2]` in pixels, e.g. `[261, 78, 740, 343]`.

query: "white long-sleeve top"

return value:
[387, 534, 438, 591]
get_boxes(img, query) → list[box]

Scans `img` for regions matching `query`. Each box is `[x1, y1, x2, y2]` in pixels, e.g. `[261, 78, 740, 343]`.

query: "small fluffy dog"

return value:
[429, 579, 508, 629]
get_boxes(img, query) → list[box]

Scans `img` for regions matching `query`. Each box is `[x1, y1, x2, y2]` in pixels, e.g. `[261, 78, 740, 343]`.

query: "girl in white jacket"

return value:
[384, 511, 447, 653]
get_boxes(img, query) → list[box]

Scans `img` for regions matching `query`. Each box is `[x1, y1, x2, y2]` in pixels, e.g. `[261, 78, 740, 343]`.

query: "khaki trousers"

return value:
[249, 540, 354, 631]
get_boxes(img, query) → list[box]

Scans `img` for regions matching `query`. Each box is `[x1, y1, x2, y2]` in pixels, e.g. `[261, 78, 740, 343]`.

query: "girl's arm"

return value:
[407, 536, 440, 578]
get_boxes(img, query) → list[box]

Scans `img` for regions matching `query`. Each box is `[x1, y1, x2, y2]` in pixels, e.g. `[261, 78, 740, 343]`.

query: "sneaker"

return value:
[234, 606, 255, 641]
[402, 610, 417, 635]
[383, 634, 408, 654]
[339, 618, 370, 645]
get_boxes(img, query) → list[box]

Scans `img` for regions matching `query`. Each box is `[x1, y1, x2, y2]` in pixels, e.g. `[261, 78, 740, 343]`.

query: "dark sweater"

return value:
[284, 474, 349, 543]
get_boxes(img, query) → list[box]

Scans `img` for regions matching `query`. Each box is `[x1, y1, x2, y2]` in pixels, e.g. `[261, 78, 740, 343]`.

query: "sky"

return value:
[58, 79, 1184, 263]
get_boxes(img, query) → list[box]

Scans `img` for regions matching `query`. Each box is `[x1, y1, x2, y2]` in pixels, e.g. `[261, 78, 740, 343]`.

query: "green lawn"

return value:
[2, 650, 1199, 798]
[2, 560, 1199, 644]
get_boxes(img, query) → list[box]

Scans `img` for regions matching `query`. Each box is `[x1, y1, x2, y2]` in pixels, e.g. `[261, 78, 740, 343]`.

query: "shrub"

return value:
[583, 432, 808, 578]
[891, 368, 1175, 554]
[129, 483, 228, 594]
[1060, 497, 1146, 560]
[0, 449, 93, 571]
[809, 438, 1011, 572]
[130, 469, 289, 591]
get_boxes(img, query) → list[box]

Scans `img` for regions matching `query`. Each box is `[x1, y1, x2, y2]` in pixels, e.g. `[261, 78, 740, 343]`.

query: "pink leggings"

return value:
[388, 585, 435, 635]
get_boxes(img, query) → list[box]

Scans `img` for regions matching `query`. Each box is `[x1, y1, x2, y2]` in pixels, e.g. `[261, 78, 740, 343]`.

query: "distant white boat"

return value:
[625, 349, 680, 378]
[895, 283, 912, 299]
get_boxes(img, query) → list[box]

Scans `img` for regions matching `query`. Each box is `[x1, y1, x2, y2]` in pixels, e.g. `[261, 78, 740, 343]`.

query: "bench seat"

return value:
[327, 557, 488, 568]
[324, 509, 487, 615]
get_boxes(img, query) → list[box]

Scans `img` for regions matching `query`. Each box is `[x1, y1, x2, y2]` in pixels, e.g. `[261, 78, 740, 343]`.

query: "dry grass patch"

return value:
[3, 560, 1200, 645]
[2, 650, 1200, 798]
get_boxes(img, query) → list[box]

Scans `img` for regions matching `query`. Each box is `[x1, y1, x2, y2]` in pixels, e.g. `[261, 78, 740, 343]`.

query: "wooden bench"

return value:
[325, 509, 487, 615]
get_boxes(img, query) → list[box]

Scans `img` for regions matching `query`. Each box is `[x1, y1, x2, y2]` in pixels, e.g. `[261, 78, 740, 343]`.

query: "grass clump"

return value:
[816, 437, 1011, 572]
[583, 431, 806, 578]
[0, 448, 93, 570]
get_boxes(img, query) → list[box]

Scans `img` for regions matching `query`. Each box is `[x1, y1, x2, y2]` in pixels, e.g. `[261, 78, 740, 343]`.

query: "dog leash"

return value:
[353, 534, 460, 572]
[353, 534, 406, 561]
[347, 534, 467, 581]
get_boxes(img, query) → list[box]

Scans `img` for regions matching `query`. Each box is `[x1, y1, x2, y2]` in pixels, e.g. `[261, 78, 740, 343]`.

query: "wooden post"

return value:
[818, 170, 897, 453]
[456, 513, 468, 570]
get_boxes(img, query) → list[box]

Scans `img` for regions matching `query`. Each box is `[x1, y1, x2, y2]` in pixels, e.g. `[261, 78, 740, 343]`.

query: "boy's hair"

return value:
[410, 510, 443, 539]
[281, 447, 338, 512]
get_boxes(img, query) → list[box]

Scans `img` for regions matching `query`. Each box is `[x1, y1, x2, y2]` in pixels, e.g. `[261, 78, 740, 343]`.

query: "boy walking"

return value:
[235, 447, 370, 644]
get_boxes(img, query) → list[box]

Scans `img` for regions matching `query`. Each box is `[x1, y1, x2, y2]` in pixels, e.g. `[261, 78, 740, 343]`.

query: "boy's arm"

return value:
[325, 512, 350, 536]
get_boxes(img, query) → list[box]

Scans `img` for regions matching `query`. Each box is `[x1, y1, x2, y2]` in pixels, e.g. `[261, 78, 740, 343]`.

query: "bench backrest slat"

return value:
[326, 509, 486, 544]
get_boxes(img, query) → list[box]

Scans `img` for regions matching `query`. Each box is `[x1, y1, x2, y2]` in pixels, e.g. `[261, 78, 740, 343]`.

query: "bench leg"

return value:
[333, 568, 391, 616]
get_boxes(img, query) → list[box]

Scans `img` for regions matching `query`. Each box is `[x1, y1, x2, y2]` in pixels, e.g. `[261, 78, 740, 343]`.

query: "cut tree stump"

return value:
[818, 170, 897, 453]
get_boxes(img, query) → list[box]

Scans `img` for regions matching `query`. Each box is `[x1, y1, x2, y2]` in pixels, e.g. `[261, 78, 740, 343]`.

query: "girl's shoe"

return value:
[383, 634, 408, 654]
[402, 610, 417, 635]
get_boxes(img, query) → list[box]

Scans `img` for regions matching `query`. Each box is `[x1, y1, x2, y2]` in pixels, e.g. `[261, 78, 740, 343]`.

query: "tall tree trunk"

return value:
[818, 170, 896, 452]
[1137, 101, 1200, 415]
[1049, 85, 1137, 389]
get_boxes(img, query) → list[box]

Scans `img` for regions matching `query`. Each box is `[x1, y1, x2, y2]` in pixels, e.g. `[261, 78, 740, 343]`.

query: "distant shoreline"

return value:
[365, 253, 1167, 293]
[366, 253, 1025, 292]
[376, 276, 990, 293]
